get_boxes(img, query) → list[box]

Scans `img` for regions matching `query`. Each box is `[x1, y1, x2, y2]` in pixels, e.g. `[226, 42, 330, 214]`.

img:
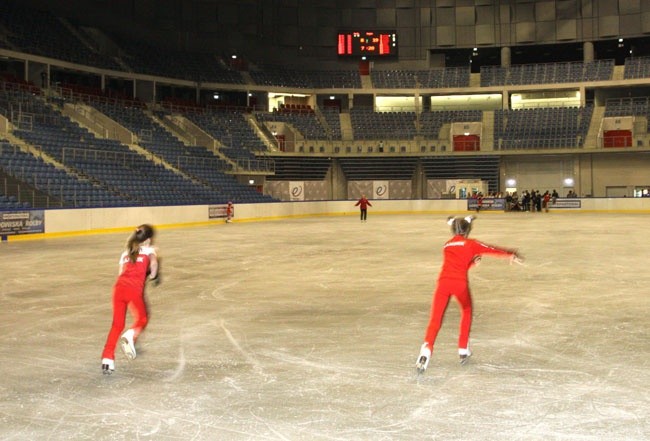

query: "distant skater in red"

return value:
[416, 215, 523, 373]
[101, 224, 160, 375]
[354, 194, 372, 222]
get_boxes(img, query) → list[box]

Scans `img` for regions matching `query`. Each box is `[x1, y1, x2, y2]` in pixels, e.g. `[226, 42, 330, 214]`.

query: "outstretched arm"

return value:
[474, 240, 522, 262]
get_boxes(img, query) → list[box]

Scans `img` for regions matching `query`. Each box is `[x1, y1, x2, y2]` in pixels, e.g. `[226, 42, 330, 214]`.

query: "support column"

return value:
[413, 162, 424, 199]
[501, 47, 511, 67]
[583, 42, 594, 62]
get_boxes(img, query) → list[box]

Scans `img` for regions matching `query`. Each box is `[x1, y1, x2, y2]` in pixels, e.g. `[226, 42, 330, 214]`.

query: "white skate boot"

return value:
[415, 343, 432, 374]
[459, 347, 472, 365]
[102, 358, 115, 375]
[120, 329, 136, 360]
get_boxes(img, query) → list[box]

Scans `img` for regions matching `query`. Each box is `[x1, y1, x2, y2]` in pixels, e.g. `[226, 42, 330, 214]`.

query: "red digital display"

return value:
[337, 31, 397, 57]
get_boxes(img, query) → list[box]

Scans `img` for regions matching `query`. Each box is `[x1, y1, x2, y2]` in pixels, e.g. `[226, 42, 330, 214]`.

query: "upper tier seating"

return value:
[371, 67, 470, 89]
[250, 65, 362, 88]
[624, 57, 650, 79]
[116, 38, 245, 84]
[321, 107, 342, 141]
[0, 1, 121, 70]
[419, 110, 483, 140]
[495, 106, 593, 150]
[350, 108, 417, 140]
[256, 109, 331, 141]
[183, 108, 268, 162]
[481, 60, 614, 86]
[266, 157, 331, 181]
[604, 96, 650, 120]
[338, 157, 418, 180]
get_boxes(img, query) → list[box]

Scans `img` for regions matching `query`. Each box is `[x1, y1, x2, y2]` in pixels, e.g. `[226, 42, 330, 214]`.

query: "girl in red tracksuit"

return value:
[101, 224, 160, 375]
[416, 216, 522, 373]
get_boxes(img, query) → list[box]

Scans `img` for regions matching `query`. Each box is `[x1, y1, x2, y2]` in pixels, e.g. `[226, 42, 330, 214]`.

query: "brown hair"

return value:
[126, 224, 155, 263]
[447, 215, 475, 237]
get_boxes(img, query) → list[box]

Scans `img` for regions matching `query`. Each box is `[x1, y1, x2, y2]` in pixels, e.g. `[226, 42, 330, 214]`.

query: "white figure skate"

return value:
[415, 343, 432, 374]
[120, 329, 136, 360]
[102, 358, 115, 375]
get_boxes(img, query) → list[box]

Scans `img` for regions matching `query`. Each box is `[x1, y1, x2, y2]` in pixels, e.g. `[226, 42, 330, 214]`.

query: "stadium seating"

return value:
[370, 68, 470, 89]
[115, 38, 245, 84]
[350, 108, 417, 140]
[250, 65, 361, 89]
[421, 156, 500, 191]
[256, 110, 330, 141]
[624, 57, 650, 79]
[0, 84, 273, 206]
[495, 106, 593, 149]
[0, 1, 120, 70]
[183, 108, 268, 162]
[338, 157, 418, 180]
[0, 141, 128, 208]
[480, 60, 613, 86]
[419, 110, 482, 140]
[266, 157, 331, 181]
[605, 96, 650, 118]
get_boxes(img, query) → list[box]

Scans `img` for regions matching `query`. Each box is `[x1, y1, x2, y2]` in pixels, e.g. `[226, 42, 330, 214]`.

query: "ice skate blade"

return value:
[120, 337, 136, 360]
[415, 355, 429, 374]
[459, 354, 471, 365]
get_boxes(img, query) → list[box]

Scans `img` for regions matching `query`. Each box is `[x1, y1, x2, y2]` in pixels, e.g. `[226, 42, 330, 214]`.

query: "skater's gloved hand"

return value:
[149, 273, 161, 286]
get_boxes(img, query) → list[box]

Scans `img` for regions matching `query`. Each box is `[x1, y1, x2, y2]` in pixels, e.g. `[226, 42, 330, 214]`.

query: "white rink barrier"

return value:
[5, 197, 650, 240]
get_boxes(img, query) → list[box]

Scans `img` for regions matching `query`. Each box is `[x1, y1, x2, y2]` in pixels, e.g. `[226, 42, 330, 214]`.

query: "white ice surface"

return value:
[0, 213, 648, 440]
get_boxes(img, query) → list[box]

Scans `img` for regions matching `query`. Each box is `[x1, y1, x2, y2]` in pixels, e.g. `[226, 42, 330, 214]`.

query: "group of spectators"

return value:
[468, 189, 579, 212]
[505, 189, 561, 212]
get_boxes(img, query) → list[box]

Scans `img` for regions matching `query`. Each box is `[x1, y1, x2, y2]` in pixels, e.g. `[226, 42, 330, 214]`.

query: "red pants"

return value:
[423, 278, 473, 352]
[101, 282, 148, 360]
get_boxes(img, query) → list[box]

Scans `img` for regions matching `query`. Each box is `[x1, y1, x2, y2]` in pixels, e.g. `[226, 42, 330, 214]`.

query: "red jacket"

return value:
[115, 246, 156, 291]
[438, 235, 514, 281]
[355, 198, 372, 209]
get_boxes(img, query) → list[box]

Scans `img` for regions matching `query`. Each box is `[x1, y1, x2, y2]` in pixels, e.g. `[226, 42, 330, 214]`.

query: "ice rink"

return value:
[1, 212, 649, 440]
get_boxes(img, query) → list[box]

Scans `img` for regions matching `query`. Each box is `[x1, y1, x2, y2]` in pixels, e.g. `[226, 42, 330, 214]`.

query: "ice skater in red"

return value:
[354, 194, 372, 222]
[416, 215, 522, 373]
[226, 201, 234, 223]
[101, 224, 160, 374]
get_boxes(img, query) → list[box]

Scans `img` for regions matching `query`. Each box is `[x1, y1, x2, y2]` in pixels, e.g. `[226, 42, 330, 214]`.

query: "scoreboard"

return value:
[337, 31, 397, 57]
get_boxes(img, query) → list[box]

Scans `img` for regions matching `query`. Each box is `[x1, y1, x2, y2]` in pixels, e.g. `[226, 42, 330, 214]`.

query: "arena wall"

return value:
[5, 198, 650, 241]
